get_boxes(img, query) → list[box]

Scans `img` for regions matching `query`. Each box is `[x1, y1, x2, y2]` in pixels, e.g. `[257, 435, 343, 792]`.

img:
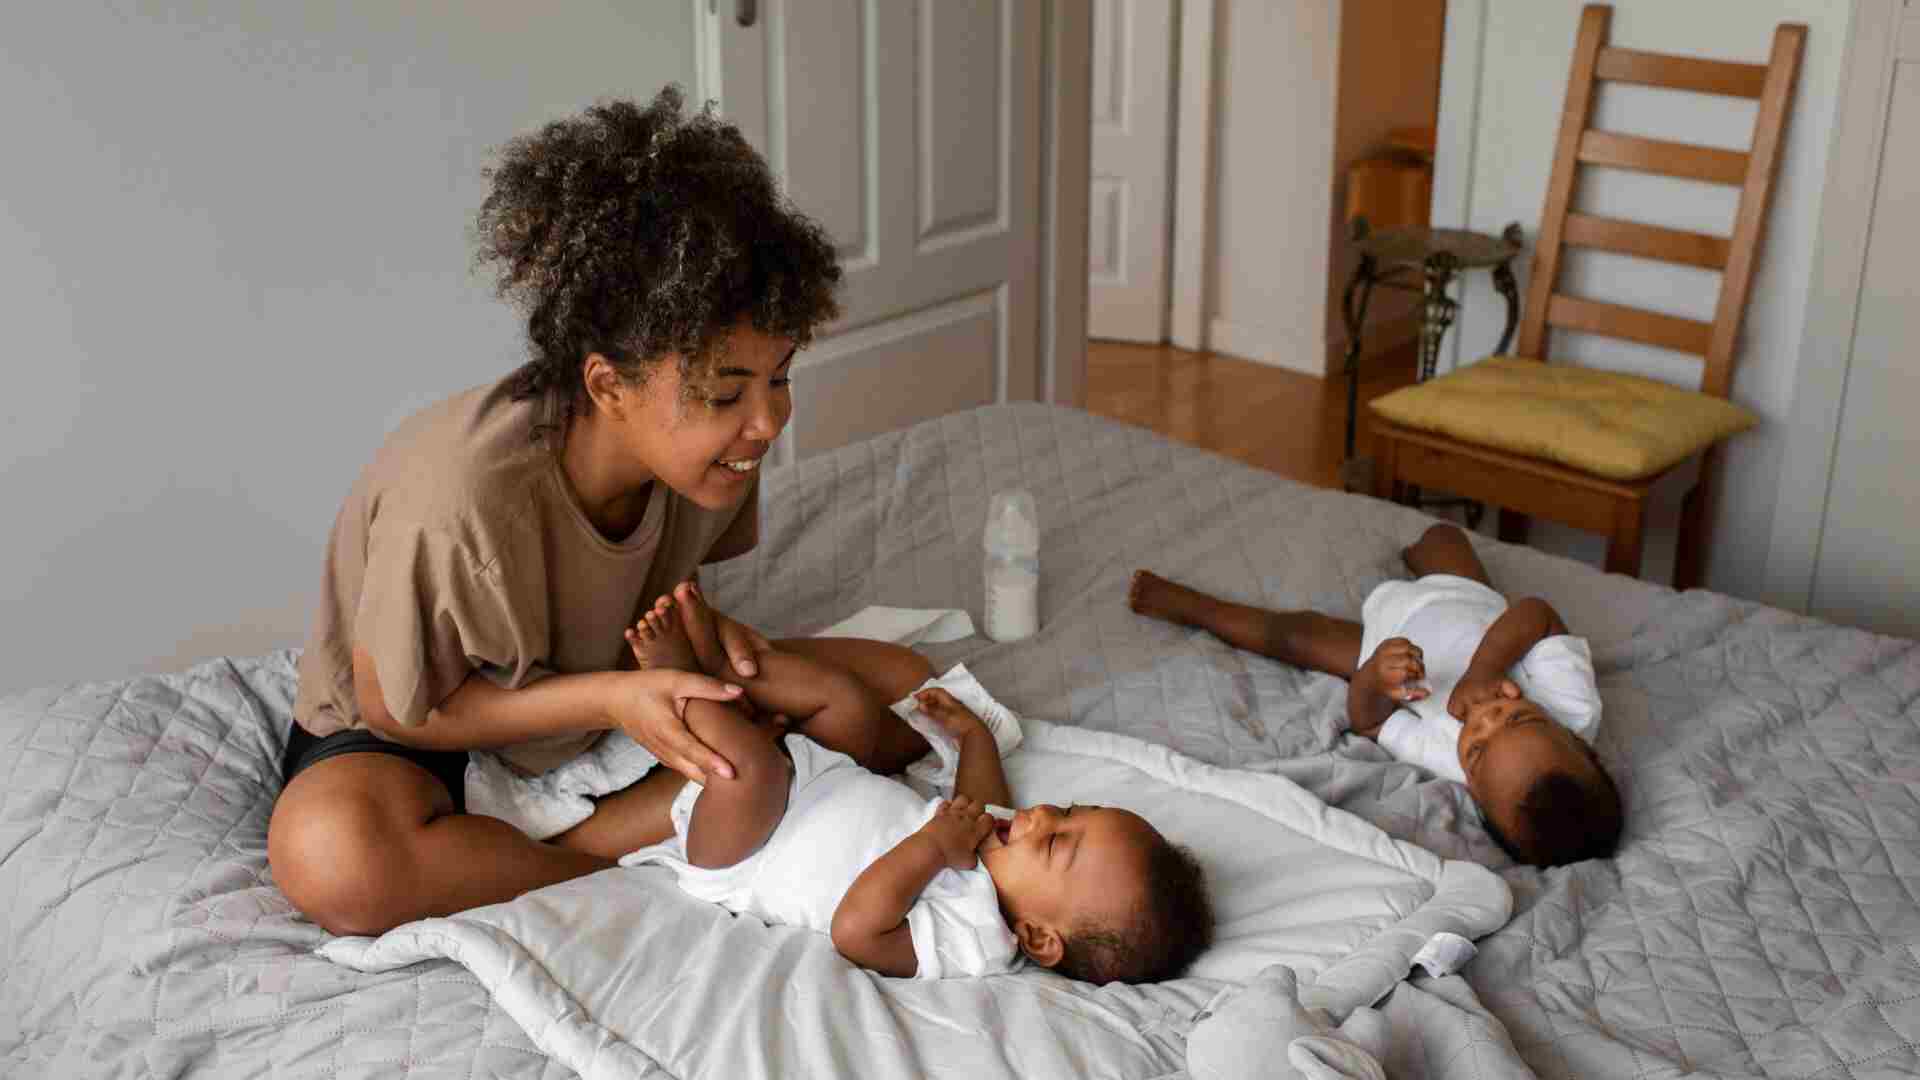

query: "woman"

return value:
[269, 88, 860, 936]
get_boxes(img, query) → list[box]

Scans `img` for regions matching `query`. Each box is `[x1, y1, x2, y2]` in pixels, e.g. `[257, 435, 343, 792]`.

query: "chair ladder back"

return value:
[1517, 4, 1807, 402]
[1702, 23, 1806, 399]
[1516, 5, 1612, 361]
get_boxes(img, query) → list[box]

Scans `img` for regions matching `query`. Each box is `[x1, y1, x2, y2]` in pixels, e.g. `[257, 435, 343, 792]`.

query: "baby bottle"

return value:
[983, 489, 1041, 642]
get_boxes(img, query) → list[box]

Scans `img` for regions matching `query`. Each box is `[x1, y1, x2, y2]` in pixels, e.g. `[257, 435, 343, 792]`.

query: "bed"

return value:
[6, 403, 1918, 1078]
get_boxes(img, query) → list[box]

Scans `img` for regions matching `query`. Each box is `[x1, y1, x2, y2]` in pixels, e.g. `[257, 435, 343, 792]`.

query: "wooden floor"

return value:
[1083, 339, 1420, 491]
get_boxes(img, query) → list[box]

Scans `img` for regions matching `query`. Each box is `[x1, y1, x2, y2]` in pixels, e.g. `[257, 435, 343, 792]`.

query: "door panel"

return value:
[788, 289, 1003, 452]
[712, 0, 1041, 466]
[1809, 37, 1920, 637]
[1088, 0, 1174, 343]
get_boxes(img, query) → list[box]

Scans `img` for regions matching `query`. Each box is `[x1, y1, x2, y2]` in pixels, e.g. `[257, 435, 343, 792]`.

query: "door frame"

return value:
[1762, 0, 1905, 610]
[692, 0, 1092, 408]
[1169, 0, 1216, 351]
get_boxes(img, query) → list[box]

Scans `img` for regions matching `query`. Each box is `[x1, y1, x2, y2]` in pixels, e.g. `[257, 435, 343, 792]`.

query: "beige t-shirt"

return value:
[293, 378, 758, 774]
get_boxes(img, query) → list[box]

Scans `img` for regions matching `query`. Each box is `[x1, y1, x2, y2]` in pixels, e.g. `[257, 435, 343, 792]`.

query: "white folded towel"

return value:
[814, 606, 975, 645]
[465, 606, 1012, 840]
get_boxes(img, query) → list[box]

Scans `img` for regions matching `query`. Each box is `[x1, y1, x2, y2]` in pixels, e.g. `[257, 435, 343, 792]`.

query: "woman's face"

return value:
[620, 324, 796, 511]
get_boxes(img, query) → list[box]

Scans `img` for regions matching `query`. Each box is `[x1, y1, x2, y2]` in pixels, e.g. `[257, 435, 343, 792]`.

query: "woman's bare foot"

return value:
[1128, 570, 1216, 627]
[625, 605, 699, 673]
[1349, 636, 1428, 738]
[671, 580, 734, 678]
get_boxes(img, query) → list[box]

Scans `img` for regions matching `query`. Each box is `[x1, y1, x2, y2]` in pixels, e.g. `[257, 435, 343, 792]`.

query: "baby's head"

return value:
[980, 804, 1212, 984]
[1458, 692, 1621, 867]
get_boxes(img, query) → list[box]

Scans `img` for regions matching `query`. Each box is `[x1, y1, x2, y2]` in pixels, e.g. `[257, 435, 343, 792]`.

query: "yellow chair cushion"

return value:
[1368, 356, 1758, 481]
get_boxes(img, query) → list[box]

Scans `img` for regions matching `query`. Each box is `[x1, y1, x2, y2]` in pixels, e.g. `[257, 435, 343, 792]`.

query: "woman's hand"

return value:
[604, 668, 746, 783]
[713, 611, 772, 679]
[917, 795, 994, 870]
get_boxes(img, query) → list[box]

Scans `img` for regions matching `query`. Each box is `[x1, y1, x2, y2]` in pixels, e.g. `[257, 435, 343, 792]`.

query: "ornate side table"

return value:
[1338, 219, 1525, 515]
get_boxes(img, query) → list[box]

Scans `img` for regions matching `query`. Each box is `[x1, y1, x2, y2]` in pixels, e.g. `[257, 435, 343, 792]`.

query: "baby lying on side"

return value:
[621, 584, 1214, 983]
[1131, 523, 1621, 868]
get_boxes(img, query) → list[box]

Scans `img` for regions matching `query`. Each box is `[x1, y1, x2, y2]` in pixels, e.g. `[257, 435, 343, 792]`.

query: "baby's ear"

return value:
[1015, 919, 1064, 969]
[1501, 678, 1522, 699]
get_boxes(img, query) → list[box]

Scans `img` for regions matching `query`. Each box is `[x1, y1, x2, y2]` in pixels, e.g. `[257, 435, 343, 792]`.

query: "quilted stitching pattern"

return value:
[5, 403, 1916, 1079]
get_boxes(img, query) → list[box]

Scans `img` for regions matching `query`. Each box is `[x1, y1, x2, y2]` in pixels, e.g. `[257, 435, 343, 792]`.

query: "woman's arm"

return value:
[356, 646, 747, 782]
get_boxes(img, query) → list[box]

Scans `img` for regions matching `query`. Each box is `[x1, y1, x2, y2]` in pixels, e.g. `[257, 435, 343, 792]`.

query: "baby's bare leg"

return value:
[1130, 570, 1364, 679]
[1402, 523, 1494, 586]
[668, 584, 932, 774]
[628, 608, 791, 869]
[745, 650, 932, 774]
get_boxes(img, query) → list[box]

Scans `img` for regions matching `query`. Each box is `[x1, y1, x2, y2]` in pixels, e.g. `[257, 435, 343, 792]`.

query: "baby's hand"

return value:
[1362, 637, 1429, 704]
[915, 687, 987, 741]
[1448, 673, 1521, 722]
[918, 795, 993, 870]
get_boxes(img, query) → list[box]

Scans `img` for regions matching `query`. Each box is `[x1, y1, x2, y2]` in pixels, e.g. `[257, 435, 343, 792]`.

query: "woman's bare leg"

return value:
[1402, 523, 1495, 586]
[1129, 570, 1365, 679]
[269, 755, 614, 937]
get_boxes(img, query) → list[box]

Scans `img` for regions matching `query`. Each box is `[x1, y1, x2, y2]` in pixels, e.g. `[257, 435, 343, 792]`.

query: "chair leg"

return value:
[1674, 450, 1720, 591]
[1604, 499, 1647, 577]
[1497, 510, 1531, 545]
[1371, 435, 1398, 501]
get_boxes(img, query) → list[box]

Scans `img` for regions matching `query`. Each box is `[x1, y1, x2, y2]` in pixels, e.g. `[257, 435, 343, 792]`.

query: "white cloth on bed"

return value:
[814, 605, 976, 645]
[321, 716, 1514, 1080]
[623, 733, 1019, 980]
[1357, 575, 1601, 785]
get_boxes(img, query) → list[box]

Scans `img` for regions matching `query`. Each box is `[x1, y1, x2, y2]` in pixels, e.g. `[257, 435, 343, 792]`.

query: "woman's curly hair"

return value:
[474, 86, 841, 423]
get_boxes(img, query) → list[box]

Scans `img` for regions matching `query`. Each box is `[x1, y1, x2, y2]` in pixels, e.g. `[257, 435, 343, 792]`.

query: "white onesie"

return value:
[622, 734, 1021, 980]
[1356, 574, 1602, 785]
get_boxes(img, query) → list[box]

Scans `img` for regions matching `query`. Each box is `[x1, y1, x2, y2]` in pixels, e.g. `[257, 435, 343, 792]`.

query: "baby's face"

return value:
[1458, 695, 1601, 844]
[980, 804, 1156, 932]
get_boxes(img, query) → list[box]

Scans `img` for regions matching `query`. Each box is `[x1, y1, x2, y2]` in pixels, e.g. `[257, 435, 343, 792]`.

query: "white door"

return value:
[705, 0, 1044, 465]
[1806, 13, 1920, 638]
[1087, 0, 1175, 343]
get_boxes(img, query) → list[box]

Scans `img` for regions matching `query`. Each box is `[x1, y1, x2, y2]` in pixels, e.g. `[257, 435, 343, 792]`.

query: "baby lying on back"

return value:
[622, 585, 1214, 983]
[1132, 523, 1621, 868]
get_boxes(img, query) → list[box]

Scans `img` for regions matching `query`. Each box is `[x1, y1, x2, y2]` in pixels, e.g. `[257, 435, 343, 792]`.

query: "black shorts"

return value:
[282, 722, 469, 814]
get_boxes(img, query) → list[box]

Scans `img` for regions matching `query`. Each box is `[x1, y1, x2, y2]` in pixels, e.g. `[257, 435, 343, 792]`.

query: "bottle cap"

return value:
[984, 489, 1040, 552]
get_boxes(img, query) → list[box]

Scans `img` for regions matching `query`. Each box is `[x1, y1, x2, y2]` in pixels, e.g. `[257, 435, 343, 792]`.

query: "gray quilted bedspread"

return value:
[5, 403, 1919, 1079]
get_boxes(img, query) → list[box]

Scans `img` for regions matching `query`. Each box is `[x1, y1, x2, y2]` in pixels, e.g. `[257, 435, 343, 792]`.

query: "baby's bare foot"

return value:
[671, 580, 732, 678]
[1129, 570, 1212, 626]
[625, 605, 699, 673]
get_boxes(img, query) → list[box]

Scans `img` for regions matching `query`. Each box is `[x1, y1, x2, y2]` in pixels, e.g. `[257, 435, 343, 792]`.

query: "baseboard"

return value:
[1210, 310, 1424, 380]
[1208, 318, 1328, 377]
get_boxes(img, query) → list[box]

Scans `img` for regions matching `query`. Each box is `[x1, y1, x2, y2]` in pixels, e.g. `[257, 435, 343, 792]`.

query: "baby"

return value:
[621, 585, 1213, 983]
[1130, 523, 1621, 868]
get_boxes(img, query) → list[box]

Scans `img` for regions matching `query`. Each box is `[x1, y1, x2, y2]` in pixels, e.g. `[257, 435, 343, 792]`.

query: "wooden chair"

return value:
[1368, 5, 1805, 586]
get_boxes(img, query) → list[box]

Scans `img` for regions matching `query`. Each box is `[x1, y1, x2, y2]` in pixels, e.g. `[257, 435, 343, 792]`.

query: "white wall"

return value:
[1432, 0, 1853, 596]
[0, 3, 696, 693]
[1206, 0, 1340, 376]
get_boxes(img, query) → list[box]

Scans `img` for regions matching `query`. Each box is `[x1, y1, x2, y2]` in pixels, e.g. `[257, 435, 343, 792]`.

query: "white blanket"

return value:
[322, 719, 1512, 1080]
